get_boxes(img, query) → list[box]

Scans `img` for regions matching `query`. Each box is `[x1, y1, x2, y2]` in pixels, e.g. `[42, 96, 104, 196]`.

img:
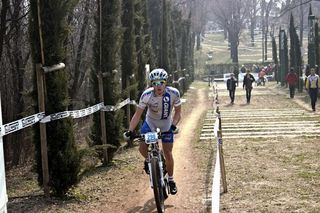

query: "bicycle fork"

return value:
[148, 157, 166, 188]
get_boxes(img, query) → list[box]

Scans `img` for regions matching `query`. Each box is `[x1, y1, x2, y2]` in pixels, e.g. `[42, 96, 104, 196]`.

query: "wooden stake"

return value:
[98, 74, 108, 165]
[217, 108, 227, 193]
[36, 64, 50, 196]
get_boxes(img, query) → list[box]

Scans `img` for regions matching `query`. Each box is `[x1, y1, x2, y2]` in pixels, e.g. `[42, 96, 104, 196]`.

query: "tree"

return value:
[68, 0, 96, 107]
[148, 0, 161, 66]
[211, 0, 247, 64]
[248, 0, 260, 46]
[90, 0, 123, 163]
[261, 0, 275, 62]
[315, 22, 319, 73]
[135, 0, 150, 97]
[272, 36, 279, 82]
[29, 0, 81, 196]
[308, 4, 316, 68]
[0, 0, 31, 167]
[160, 0, 170, 71]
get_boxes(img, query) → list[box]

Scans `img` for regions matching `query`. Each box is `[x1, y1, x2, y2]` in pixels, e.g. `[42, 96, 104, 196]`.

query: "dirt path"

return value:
[7, 83, 212, 213]
[126, 87, 209, 212]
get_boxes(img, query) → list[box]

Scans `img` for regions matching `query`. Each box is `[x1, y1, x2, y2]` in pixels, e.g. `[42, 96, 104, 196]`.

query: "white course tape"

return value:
[0, 112, 45, 137]
[1, 98, 136, 135]
[211, 140, 221, 213]
[103, 98, 135, 111]
[213, 117, 219, 137]
[41, 102, 104, 123]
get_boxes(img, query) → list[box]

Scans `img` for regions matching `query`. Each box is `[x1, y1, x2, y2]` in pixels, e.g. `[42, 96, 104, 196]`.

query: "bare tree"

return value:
[68, 0, 96, 107]
[248, 0, 261, 46]
[211, 0, 248, 63]
[0, 0, 31, 166]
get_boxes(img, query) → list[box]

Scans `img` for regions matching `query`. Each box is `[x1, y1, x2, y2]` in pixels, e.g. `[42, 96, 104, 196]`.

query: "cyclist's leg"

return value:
[161, 133, 174, 176]
[139, 121, 151, 158]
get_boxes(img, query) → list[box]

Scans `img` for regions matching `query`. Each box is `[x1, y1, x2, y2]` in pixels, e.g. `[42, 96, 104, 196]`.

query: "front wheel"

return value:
[151, 157, 165, 213]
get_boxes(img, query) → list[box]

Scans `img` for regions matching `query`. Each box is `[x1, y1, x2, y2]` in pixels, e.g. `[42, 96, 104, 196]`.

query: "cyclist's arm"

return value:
[128, 107, 144, 132]
[172, 105, 181, 126]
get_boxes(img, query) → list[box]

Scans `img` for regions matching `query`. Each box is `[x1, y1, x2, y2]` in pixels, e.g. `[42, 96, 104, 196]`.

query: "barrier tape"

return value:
[214, 118, 219, 137]
[1, 98, 137, 135]
[40, 102, 104, 123]
[0, 112, 45, 137]
[211, 138, 221, 213]
[102, 98, 136, 112]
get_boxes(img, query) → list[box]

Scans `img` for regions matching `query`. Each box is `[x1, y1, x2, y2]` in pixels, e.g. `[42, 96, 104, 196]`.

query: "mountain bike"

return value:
[134, 128, 170, 213]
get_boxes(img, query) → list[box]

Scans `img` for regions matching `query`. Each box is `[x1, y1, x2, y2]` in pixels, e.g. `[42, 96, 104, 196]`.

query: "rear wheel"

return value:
[151, 157, 165, 213]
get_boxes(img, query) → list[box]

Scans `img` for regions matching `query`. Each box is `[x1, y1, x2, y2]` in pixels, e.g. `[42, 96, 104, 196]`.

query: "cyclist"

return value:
[124, 68, 181, 195]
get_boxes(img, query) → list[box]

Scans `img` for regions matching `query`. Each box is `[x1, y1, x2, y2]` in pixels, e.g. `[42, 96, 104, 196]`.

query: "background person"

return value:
[226, 73, 237, 104]
[124, 68, 181, 194]
[285, 67, 298, 98]
[306, 68, 320, 111]
[243, 69, 255, 104]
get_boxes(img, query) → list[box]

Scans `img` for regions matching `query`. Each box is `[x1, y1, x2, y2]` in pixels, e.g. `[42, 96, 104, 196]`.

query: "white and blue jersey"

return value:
[138, 86, 181, 143]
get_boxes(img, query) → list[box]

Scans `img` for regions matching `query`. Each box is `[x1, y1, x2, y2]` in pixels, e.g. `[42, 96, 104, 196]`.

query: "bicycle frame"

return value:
[143, 130, 168, 213]
[143, 131, 167, 185]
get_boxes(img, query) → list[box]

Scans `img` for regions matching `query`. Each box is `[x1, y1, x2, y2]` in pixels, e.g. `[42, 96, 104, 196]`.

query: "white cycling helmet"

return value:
[149, 68, 168, 81]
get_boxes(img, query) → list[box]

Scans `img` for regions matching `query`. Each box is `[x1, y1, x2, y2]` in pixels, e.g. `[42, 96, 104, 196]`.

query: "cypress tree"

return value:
[315, 22, 319, 73]
[308, 4, 316, 68]
[122, 0, 138, 129]
[284, 31, 289, 85]
[271, 36, 278, 82]
[289, 13, 302, 91]
[91, 0, 123, 162]
[135, 0, 148, 97]
[148, 0, 161, 66]
[142, 0, 154, 67]
[160, 0, 170, 72]
[289, 14, 296, 69]
[29, 0, 80, 196]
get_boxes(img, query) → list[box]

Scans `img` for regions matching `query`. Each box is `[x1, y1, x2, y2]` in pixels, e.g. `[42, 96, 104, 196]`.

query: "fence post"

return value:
[97, 73, 108, 165]
[0, 93, 8, 213]
[216, 107, 227, 193]
[36, 63, 50, 196]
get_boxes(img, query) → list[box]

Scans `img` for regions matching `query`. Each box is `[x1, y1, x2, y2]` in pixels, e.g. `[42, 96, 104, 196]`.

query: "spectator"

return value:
[258, 68, 266, 86]
[306, 68, 320, 111]
[243, 69, 255, 104]
[285, 67, 298, 98]
[226, 73, 237, 104]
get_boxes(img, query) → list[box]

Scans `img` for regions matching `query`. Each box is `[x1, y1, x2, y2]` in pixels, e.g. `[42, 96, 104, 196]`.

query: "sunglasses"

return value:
[151, 80, 166, 86]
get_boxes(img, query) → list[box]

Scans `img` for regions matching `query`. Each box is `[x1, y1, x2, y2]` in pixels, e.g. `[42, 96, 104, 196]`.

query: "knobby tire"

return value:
[151, 157, 165, 213]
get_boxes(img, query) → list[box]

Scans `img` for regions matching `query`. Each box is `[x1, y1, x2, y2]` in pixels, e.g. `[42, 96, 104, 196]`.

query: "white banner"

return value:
[102, 98, 134, 112]
[0, 112, 45, 137]
[41, 102, 104, 123]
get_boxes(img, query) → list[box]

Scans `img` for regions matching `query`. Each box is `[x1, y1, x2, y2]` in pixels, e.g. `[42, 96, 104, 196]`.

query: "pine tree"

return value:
[29, 0, 80, 196]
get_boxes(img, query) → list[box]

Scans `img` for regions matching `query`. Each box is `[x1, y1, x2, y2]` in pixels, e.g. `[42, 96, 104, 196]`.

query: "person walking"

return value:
[243, 69, 255, 104]
[285, 67, 298, 98]
[306, 68, 320, 111]
[226, 73, 237, 104]
[123, 68, 181, 194]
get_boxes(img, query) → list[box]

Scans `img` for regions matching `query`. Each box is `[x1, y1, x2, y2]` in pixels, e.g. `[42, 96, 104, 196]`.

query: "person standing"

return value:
[243, 69, 255, 104]
[226, 73, 237, 104]
[306, 68, 320, 111]
[285, 67, 298, 98]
